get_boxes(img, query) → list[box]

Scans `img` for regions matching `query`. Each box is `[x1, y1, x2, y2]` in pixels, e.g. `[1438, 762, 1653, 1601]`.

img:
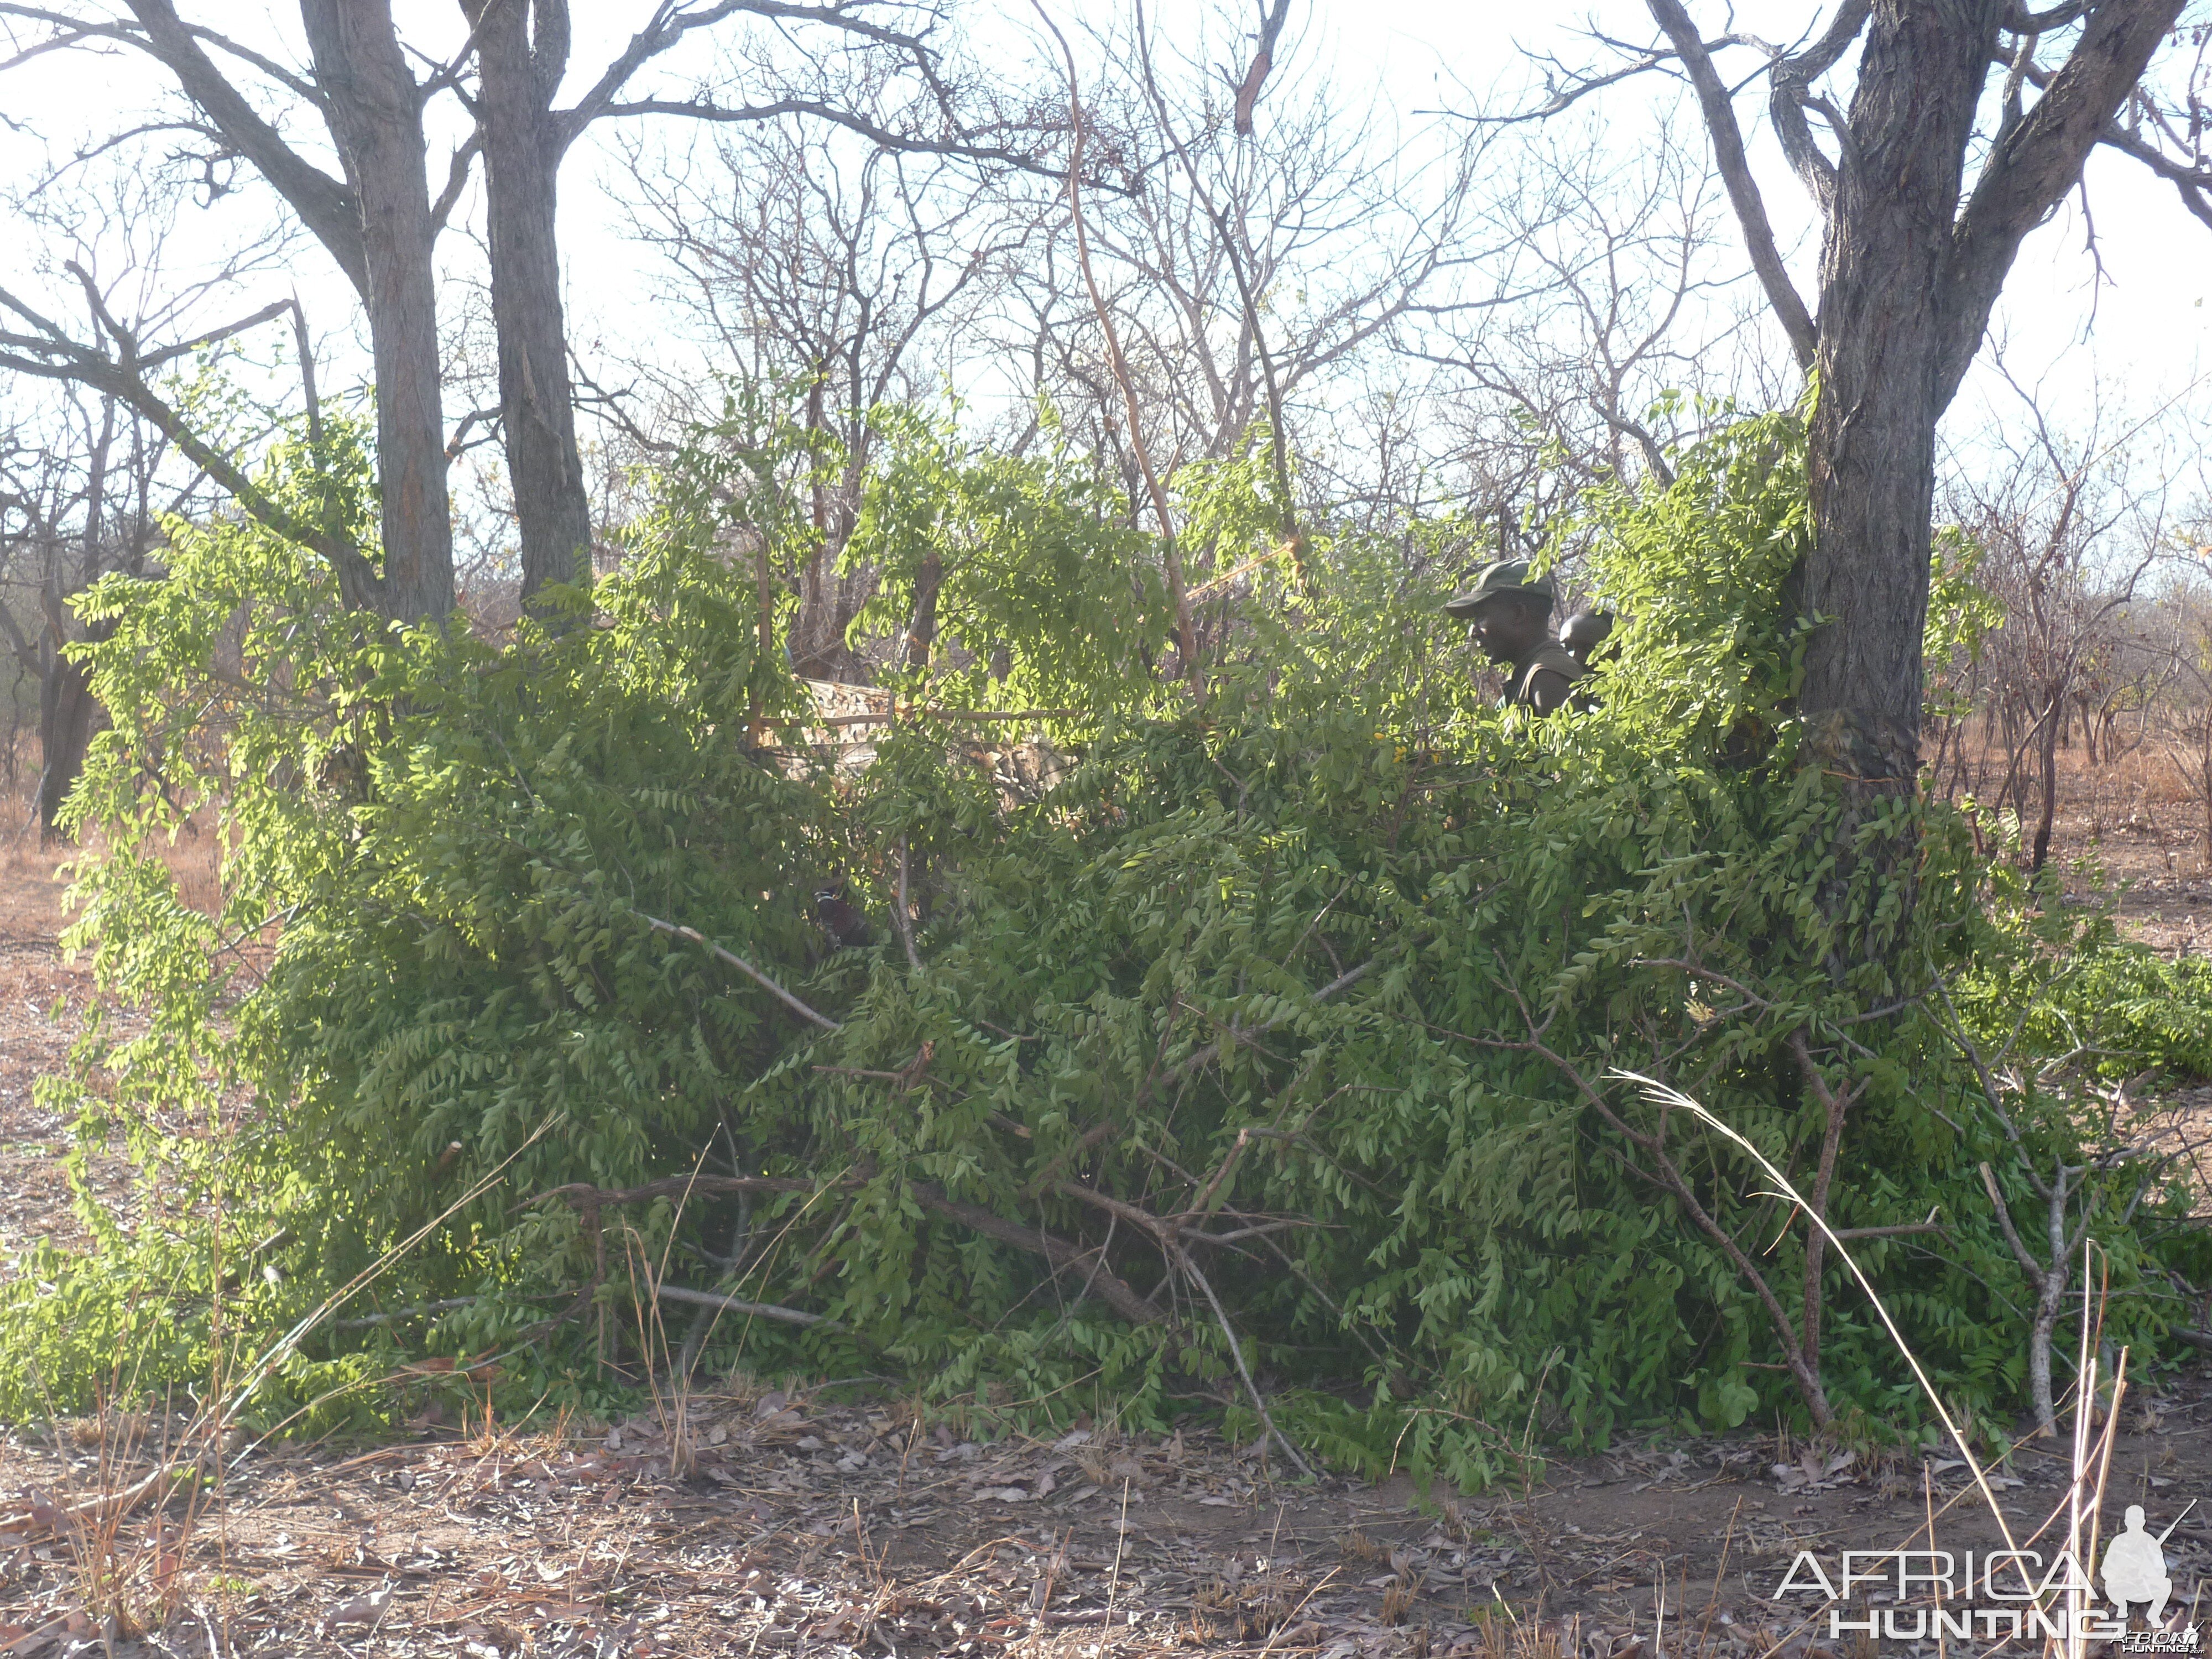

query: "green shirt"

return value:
[1507, 643, 1588, 713]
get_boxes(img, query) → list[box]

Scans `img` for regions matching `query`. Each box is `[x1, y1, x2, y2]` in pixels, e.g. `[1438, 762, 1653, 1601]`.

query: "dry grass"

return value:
[4, 1388, 1849, 1659]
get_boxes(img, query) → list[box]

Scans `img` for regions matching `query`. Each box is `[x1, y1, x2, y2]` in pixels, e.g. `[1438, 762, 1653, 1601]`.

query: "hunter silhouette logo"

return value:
[1772, 1502, 2201, 1649]
[2105, 1504, 2183, 1627]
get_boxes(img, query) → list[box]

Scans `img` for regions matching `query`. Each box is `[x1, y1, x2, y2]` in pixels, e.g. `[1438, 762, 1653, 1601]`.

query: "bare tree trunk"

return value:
[1792, 1034, 1859, 1386]
[789, 382, 863, 680]
[2026, 1255, 2064, 1435]
[2032, 693, 2061, 871]
[1640, 0, 2187, 926]
[466, 0, 593, 617]
[1981, 1157, 2082, 1438]
[299, 0, 455, 623]
[1997, 699, 2027, 823]
[904, 551, 944, 674]
[1796, 6, 1994, 797]
[31, 402, 112, 836]
[35, 645, 100, 839]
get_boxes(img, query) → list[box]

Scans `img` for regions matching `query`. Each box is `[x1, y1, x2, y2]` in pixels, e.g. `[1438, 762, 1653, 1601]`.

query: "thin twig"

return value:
[1176, 1243, 1314, 1479]
[802, 707, 1091, 728]
[1026, 0, 1203, 703]
[1619, 1070, 2025, 1559]
[1185, 540, 1300, 601]
[5, 1115, 567, 1541]
[1161, 958, 1375, 1085]
[331, 1295, 553, 1329]
[527, 1173, 825, 1213]
[653, 1284, 835, 1329]
[1134, 2, 1303, 565]
[638, 911, 842, 1032]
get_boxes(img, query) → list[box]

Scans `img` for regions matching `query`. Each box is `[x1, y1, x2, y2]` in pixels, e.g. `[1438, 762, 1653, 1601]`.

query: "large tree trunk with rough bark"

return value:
[1645, 0, 2188, 904]
[299, 0, 455, 624]
[466, 0, 594, 615]
[1798, 6, 1993, 792]
[118, 1, 454, 622]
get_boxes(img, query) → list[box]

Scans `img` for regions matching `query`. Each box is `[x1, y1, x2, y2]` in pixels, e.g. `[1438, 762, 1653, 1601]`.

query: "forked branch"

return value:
[0, 281, 384, 604]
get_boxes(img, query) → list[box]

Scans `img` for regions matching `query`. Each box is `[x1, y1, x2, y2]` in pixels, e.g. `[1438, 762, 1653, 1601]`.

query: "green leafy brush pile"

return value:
[6, 403, 2207, 1480]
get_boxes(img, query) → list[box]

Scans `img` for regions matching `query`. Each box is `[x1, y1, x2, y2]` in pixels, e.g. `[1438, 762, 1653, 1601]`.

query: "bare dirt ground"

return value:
[0, 833, 108, 1269]
[9, 1359, 2212, 1657]
[0, 813, 165, 1271]
[5, 751, 2212, 1657]
[1958, 738, 2212, 959]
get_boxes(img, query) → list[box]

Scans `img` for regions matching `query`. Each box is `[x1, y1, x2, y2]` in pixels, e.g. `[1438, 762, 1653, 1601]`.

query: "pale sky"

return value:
[2, 1, 2205, 511]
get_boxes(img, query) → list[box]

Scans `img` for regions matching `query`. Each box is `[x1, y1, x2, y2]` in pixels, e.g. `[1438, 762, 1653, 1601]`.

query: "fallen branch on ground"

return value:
[530, 1174, 1164, 1331]
[906, 1182, 1163, 1328]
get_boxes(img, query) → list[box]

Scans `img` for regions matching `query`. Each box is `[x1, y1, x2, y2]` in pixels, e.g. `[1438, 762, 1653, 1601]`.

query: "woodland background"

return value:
[2, 0, 2212, 1532]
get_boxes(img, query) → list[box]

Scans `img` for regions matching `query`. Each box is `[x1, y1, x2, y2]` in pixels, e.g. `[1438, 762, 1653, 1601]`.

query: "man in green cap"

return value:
[1443, 560, 1588, 714]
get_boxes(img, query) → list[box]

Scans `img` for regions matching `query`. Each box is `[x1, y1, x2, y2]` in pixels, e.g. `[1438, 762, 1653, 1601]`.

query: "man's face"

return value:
[1468, 594, 1545, 664]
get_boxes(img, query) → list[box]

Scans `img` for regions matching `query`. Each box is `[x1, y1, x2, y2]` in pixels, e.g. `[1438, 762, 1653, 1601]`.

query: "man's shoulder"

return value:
[1516, 644, 1586, 694]
[1530, 643, 1585, 681]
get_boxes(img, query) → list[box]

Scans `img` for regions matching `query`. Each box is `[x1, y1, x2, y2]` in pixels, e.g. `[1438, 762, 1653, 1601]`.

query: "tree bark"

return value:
[121, 1, 367, 287]
[299, 0, 455, 624]
[128, 0, 456, 621]
[1797, 4, 1999, 792]
[904, 550, 944, 674]
[1980, 1157, 2075, 1437]
[31, 400, 115, 837]
[1651, 0, 2187, 817]
[465, 0, 594, 616]
[1790, 1034, 1856, 1387]
[2032, 693, 2061, 870]
[34, 643, 100, 839]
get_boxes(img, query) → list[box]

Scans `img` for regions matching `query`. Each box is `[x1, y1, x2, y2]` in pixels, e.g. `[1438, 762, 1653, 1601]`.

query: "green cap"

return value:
[1443, 560, 1554, 618]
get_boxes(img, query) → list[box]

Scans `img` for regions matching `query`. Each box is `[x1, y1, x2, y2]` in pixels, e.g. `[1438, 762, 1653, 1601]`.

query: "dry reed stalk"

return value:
[1621, 1071, 2193, 1659]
